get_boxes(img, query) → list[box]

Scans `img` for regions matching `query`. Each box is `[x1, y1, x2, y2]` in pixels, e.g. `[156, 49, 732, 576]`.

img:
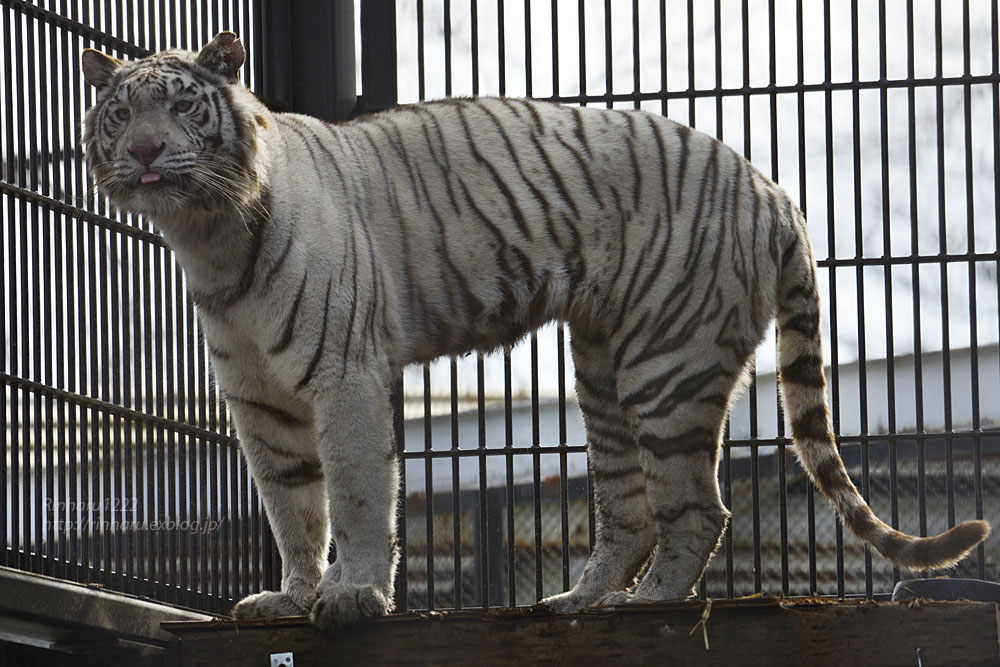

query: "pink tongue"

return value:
[141, 172, 162, 184]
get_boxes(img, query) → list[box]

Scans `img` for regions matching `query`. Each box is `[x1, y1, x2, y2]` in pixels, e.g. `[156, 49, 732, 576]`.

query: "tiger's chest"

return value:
[194, 278, 333, 411]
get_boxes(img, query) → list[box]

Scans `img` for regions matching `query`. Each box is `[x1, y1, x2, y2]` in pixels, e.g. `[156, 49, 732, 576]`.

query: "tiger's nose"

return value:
[128, 141, 165, 166]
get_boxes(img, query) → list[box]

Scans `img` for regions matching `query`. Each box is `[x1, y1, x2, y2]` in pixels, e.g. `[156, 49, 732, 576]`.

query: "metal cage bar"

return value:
[1, 0, 998, 618]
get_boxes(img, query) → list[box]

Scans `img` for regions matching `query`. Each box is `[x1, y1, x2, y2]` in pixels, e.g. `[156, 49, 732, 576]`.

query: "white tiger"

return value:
[82, 33, 989, 631]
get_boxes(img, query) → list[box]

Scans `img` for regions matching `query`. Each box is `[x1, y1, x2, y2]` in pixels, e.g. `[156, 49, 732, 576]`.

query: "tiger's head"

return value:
[82, 32, 266, 222]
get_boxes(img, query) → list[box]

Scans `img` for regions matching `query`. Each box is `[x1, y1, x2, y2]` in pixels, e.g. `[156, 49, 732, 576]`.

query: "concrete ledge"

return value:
[164, 596, 1000, 666]
[0, 566, 214, 665]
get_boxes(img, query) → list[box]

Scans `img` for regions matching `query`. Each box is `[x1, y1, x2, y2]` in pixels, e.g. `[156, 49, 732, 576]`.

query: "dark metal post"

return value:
[258, 0, 356, 121]
[360, 0, 397, 113]
[486, 486, 505, 607]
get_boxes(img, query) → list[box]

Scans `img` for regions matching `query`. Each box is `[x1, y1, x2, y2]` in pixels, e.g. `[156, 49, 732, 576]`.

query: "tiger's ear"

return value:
[196, 31, 245, 83]
[82, 49, 123, 89]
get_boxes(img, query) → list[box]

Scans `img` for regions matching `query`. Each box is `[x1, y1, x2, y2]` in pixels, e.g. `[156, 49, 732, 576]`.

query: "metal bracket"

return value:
[270, 652, 294, 667]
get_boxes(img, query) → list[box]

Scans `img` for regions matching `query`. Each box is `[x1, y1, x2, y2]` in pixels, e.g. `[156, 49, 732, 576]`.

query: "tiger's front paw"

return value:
[232, 591, 310, 620]
[308, 582, 393, 634]
[540, 589, 598, 613]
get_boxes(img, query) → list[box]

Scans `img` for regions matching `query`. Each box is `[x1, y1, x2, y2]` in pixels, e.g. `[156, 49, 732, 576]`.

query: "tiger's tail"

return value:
[775, 217, 989, 571]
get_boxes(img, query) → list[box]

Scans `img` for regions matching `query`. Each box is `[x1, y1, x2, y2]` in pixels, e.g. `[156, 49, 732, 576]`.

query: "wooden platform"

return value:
[163, 596, 1000, 666]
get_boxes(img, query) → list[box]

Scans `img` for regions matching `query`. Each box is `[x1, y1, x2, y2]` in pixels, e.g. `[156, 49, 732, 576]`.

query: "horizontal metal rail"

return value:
[543, 72, 1000, 105]
[0, 0, 151, 58]
[0, 180, 166, 248]
[2, 372, 237, 447]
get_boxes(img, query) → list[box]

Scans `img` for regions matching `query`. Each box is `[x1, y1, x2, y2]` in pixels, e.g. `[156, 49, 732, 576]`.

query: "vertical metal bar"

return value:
[250, 463, 262, 599]
[530, 335, 542, 603]
[63, 0, 80, 580]
[109, 220, 123, 594]
[504, 350, 516, 606]
[2, 1, 15, 571]
[13, 61, 25, 575]
[198, 0, 209, 52]
[134, 203, 150, 599]
[712, 0, 733, 597]
[795, 0, 817, 593]
[179, 0, 189, 47]
[766, 0, 789, 597]
[631, 0, 639, 109]
[69, 0, 84, 585]
[477, 352, 489, 607]
[78, 0, 94, 582]
[208, 427, 219, 609]
[216, 426, 227, 608]
[164, 7, 181, 602]
[98, 220, 111, 590]
[136, 0, 147, 52]
[524, 0, 532, 97]
[551, 0, 559, 100]
[849, 0, 873, 600]
[580, 0, 595, 557]
[187, 288, 201, 602]
[423, 364, 435, 609]
[113, 5, 135, 588]
[252, 0, 265, 93]
[486, 486, 505, 607]
[196, 422, 209, 611]
[1, 378, 8, 567]
[905, 0, 928, 545]
[417, 0, 425, 100]
[933, 0, 956, 532]
[240, 445, 251, 602]
[688, 0, 696, 124]
[229, 440, 240, 605]
[241, 0, 254, 88]
[159, 0, 168, 50]
[24, 0, 42, 579]
[821, 0, 845, 597]
[579, 0, 587, 106]
[557, 325, 569, 592]
[986, 0, 1000, 579]
[154, 246, 167, 594]
[40, 6, 57, 581]
[603, 0, 612, 107]
[143, 243, 157, 597]
[934, 0, 956, 526]
[740, 0, 761, 595]
[53, 3, 71, 578]
[876, 0, 901, 587]
[443, 0, 452, 98]
[178, 281, 192, 604]
[497, 0, 506, 96]
[470, 0, 479, 95]
[450, 358, 462, 609]
[960, 0, 984, 579]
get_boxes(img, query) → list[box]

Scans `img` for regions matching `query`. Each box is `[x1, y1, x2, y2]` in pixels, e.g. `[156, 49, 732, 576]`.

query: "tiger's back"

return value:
[81, 33, 989, 634]
[290, 97, 788, 367]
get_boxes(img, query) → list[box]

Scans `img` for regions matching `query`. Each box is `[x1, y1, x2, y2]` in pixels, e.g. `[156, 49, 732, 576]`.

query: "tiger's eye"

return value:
[172, 100, 194, 114]
[113, 107, 130, 122]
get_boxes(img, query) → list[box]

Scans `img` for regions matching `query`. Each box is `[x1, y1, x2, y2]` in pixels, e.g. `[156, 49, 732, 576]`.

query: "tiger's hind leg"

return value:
[541, 334, 656, 612]
[599, 341, 753, 605]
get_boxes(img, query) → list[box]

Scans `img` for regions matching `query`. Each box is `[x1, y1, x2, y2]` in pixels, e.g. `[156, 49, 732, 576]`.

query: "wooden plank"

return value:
[164, 598, 1000, 667]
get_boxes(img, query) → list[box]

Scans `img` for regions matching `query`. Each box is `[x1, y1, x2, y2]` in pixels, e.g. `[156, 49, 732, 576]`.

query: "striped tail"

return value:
[775, 222, 990, 571]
